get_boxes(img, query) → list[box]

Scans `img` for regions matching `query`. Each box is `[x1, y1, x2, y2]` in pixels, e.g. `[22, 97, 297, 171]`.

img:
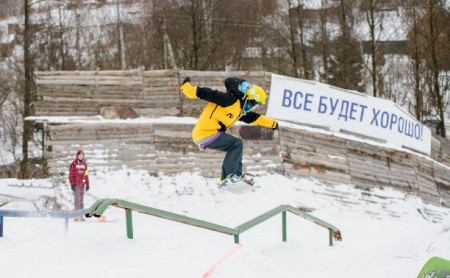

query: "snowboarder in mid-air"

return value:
[180, 77, 278, 188]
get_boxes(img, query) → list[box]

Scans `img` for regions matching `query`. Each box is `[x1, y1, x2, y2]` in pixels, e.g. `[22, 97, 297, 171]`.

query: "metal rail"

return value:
[85, 199, 342, 245]
[0, 209, 87, 237]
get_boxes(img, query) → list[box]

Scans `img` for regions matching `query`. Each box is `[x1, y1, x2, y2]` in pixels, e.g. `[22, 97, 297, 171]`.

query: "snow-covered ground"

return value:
[1, 170, 449, 278]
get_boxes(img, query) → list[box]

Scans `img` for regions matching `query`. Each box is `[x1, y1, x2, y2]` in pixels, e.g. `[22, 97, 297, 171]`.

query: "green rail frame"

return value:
[85, 199, 342, 245]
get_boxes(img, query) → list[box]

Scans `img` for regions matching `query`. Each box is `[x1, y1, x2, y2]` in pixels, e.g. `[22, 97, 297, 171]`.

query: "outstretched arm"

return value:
[239, 112, 278, 129]
[180, 77, 236, 107]
[196, 87, 236, 107]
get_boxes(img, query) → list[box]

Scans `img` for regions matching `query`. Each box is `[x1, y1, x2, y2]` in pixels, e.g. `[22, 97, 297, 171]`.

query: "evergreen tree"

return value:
[327, 35, 365, 92]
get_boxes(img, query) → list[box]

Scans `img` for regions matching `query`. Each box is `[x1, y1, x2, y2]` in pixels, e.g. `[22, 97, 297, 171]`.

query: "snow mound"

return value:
[0, 170, 449, 278]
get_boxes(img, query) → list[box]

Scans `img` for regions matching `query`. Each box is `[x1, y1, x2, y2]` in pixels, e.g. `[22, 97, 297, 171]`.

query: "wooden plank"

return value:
[36, 79, 143, 86]
[36, 70, 143, 76]
[37, 84, 143, 92]
[37, 75, 143, 82]
[38, 91, 143, 99]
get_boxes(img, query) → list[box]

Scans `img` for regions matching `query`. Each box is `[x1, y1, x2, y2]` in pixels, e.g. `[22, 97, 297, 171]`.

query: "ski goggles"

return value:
[247, 99, 262, 106]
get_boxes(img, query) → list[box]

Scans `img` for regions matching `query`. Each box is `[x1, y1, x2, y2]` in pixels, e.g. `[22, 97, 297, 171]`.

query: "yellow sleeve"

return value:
[180, 82, 198, 99]
[253, 115, 278, 129]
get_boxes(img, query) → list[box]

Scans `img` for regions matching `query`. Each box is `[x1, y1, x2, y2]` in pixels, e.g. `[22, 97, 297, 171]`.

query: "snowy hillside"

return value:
[1, 170, 449, 278]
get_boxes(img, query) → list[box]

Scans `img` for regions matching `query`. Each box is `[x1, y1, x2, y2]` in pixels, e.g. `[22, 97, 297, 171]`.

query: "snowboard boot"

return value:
[240, 175, 255, 186]
[218, 174, 241, 188]
[218, 174, 255, 188]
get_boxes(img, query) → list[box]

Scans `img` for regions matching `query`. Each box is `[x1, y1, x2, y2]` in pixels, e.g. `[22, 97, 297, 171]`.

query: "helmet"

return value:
[246, 85, 266, 104]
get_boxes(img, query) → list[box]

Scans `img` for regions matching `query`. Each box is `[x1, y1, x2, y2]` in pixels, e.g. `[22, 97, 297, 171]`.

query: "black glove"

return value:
[182, 77, 191, 85]
[86, 184, 89, 192]
[272, 122, 279, 130]
[71, 185, 75, 191]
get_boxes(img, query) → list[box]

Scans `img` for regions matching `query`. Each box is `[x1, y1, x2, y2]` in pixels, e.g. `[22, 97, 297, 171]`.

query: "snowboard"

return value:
[217, 180, 259, 194]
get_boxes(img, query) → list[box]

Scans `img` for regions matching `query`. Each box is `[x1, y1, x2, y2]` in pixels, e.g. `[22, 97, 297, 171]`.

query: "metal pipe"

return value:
[329, 229, 333, 246]
[126, 209, 133, 239]
[0, 216, 3, 237]
[64, 217, 69, 238]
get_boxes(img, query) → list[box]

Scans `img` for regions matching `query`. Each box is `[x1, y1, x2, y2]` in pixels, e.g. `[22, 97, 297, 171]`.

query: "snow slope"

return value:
[0, 170, 449, 278]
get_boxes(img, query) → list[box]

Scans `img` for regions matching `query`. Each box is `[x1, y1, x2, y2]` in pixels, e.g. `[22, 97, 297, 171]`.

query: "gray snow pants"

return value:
[74, 186, 85, 210]
[205, 133, 243, 180]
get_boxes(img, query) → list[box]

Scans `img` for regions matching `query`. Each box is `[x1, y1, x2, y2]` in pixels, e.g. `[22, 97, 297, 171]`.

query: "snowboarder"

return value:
[69, 150, 90, 221]
[180, 77, 278, 187]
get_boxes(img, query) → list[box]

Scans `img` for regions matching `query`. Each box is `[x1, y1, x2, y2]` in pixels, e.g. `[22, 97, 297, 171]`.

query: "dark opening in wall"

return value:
[239, 126, 274, 140]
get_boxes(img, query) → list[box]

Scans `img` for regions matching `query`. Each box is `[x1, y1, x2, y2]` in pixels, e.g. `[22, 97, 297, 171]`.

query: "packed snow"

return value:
[1, 169, 449, 278]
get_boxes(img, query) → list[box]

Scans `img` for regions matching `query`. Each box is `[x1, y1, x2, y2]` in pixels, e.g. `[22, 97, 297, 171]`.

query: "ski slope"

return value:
[0, 170, 449, 278]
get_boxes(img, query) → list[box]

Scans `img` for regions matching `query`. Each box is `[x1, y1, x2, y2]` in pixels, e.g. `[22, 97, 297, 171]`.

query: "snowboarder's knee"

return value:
[233, 138, 243, 150]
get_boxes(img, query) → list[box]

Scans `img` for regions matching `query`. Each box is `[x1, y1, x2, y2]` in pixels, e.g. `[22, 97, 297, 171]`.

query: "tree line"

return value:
[0, 0, 448, 178]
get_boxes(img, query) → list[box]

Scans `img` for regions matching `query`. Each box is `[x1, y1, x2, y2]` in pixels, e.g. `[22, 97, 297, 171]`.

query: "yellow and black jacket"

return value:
[187, 78, 277, 149]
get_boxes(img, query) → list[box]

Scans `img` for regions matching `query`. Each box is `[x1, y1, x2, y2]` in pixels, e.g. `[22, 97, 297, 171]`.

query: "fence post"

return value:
[234, 235, 239, 244]
[282, 211, 287, 242]
[125, 209, 133, 239]
[0, 215, 3, 237]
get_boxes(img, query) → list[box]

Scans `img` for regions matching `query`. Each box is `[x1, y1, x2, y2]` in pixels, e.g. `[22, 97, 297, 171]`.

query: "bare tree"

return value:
[313, 0, 332, 83]
[360, 0, 387, 97]
[152, 0, 273, 70]
[57, 2, 67, 70]
[0, 98, 22, 165]
[295, 0, 312, 79]
[278, 0, 313, 79]
[425, 0, 447, 137]
[328, 0, 365, 92]
[404, 0, 426, 121]
[287, 0, 300, 77]
[403, 0, 449, 136]
[180, 0, 203, 69]
[19, 0, 35, 179]
[115, 0, 126, 70]
[0, 0, 22, 18]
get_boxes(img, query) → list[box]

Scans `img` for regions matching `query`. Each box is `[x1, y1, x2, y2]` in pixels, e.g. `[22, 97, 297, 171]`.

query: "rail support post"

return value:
[329, 229, 333, 246]
[234, 235, 239, 244]
[0, 215, 3, 237]
[125, 209, 133, 239]
[282, 211, 287, 242]
[64, 217, 69, 238]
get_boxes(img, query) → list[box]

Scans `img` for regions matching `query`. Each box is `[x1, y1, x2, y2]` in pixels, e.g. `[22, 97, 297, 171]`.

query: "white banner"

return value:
[267, 74, 431, 155]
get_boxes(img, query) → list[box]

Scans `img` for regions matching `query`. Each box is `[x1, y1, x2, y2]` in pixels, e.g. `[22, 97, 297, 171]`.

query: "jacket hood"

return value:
[76, 150, 84, 159]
